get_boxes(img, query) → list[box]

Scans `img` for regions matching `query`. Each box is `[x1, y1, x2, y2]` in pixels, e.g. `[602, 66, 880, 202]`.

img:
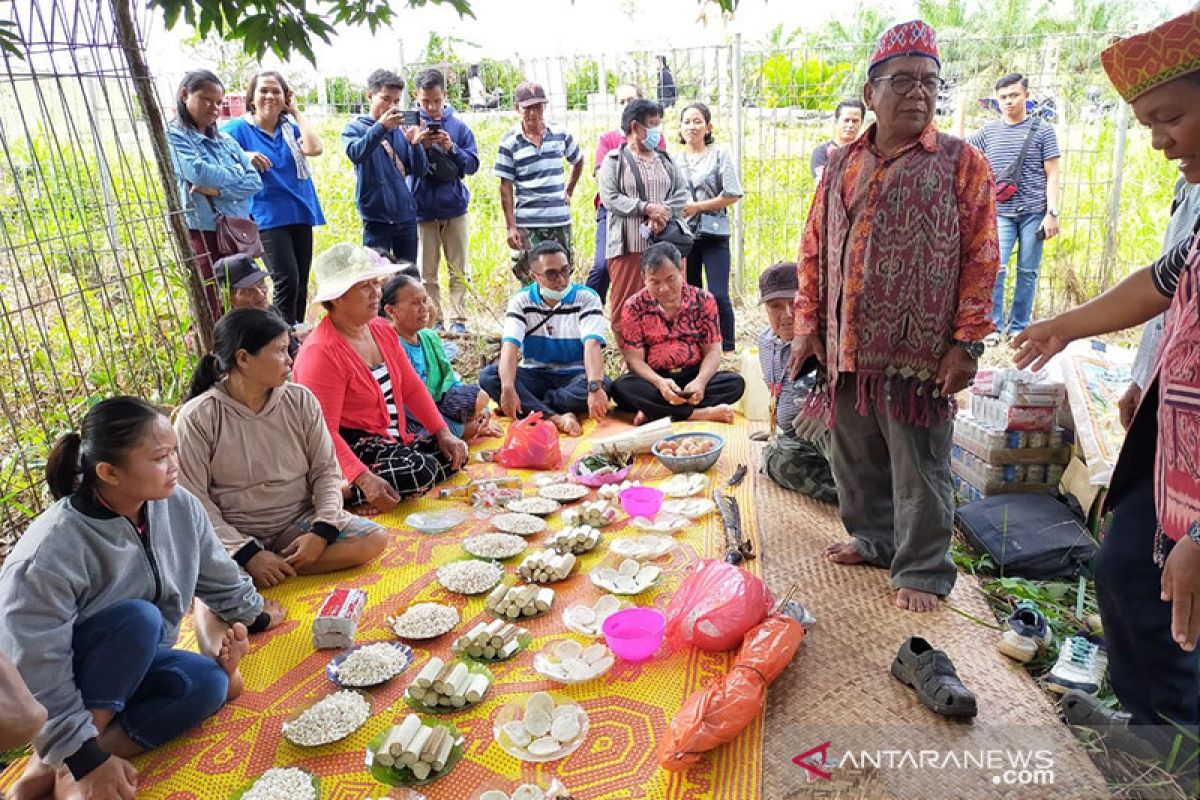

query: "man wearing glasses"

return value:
[480, 240, 612, 437]
[789, 20, 999, 613]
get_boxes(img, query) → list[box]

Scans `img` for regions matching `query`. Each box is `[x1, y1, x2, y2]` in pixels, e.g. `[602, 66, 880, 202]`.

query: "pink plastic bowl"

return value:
[602, 608, 666, 662]
[619, 486, 664, 519]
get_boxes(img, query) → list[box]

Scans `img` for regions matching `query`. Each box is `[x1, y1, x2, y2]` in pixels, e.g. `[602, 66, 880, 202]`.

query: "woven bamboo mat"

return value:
[0, 416, 762, 800]
[751, 430, 1110, 800]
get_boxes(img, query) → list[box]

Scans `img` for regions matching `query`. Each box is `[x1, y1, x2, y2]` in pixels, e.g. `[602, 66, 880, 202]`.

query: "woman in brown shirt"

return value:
[176, 308, 387, 588]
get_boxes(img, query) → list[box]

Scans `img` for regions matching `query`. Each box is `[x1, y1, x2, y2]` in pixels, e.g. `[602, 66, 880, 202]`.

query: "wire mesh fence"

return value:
[0, 18, 1180, 550]
[278, 33, 1174, 316]
[0, 0, 196, 552]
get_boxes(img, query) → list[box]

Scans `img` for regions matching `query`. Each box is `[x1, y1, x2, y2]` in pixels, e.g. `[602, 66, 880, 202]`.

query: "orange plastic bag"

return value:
[495, 412, 562, 470]
[664, 560, 773, 652]
[658, 615, 804, 772]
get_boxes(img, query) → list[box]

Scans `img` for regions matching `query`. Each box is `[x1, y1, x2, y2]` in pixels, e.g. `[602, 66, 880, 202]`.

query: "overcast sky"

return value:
[146, 0, 1192, 83]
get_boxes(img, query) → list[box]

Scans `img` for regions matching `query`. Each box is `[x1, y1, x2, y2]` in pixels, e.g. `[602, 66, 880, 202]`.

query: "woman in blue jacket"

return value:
[167, 70, 262, 319]
[223, 71, 326, 325]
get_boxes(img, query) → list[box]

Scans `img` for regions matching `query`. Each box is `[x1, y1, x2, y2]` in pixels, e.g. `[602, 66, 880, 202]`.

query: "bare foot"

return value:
[550, 413, 582, 436]
[217, 622, 249, 701]
[632, 411, 648, 427]
[825, 541, 866, 564]
[895, 588, 940, 613]
[691, 404, 737, 423]
[10, 752, 55, 800]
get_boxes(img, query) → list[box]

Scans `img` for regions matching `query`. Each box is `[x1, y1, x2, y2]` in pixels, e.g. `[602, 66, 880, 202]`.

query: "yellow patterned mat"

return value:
[1, 417, 763, 799]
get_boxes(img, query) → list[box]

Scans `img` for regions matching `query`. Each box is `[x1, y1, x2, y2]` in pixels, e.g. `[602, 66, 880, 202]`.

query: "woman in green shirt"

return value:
[379, 272, 501, 442]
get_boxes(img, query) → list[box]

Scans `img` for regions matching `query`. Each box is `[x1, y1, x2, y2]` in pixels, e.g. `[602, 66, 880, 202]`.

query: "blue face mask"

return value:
[642, 125, 663, 150]
[541, 285, 568, 302]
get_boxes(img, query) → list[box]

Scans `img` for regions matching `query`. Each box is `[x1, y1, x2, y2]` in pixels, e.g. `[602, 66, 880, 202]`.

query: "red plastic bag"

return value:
[664, 560, 773, 652]
[495, 412, 562, 470]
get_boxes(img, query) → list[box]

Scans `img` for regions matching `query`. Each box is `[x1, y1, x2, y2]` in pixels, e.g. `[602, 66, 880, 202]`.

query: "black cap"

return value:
[212, 255, 267, 291]
[758, 261, 798, 304]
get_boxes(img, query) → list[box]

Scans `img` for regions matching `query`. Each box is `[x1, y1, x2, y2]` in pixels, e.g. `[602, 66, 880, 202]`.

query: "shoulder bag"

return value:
[205, 195, 263, 259]
[993, 118, 1041, 203]
[619, 145, 694, 257]
[679, 151, 731, 239]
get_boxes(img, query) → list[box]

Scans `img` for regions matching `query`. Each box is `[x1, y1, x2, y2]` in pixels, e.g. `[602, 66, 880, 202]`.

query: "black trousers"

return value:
[260, 224, 314, 324]
[1096, 474, 1200, 758]
[611, 365, 744, 422]
[685, 236, 735, 350]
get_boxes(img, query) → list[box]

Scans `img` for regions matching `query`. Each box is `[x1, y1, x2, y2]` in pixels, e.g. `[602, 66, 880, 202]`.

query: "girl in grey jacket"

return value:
[0, 397, 283, 800]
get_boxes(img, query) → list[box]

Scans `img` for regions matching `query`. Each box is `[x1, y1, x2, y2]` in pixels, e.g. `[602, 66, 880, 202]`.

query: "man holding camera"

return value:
[411, 68, 480, 334]
[342, 69, 427, 263]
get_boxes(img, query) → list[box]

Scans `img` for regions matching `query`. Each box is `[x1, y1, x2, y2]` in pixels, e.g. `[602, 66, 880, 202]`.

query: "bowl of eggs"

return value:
[651, 433, 725, 473]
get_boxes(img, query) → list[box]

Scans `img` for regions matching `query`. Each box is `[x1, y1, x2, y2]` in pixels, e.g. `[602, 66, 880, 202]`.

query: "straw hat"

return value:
[310, 243, 404, 303]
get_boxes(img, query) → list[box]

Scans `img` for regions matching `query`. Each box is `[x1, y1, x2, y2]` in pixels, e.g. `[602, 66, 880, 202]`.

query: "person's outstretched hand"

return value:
[1012, 319, 1072, 371]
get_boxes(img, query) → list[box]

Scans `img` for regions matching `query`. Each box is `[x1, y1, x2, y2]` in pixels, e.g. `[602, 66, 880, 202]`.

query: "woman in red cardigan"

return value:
[293, 243, 468, 511]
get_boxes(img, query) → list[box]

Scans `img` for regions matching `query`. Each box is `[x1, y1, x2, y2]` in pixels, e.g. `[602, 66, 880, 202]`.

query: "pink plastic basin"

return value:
[619, 486, 664, 519]
[602, 608, 666, 662]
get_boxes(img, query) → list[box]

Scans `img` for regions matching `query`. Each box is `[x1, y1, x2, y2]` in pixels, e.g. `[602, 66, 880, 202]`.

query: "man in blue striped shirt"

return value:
[480, 240, 611, 436]
[495, 82, 584, 284]
[967, 73, 1061, 341]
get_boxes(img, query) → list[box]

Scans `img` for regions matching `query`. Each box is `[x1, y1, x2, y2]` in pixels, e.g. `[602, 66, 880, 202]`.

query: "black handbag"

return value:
[620, 146, 694, 257]
[679, 152, 731, 239]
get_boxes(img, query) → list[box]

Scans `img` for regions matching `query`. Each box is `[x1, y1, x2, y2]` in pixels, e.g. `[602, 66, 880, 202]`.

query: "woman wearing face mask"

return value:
[175, 308, 387, 589]
[167, 69, 263, 319]
[678, 102, 743, 351]
[810, 99, 866, 181]
[222, 71, 326, 326]
[598, 98, 688, 346]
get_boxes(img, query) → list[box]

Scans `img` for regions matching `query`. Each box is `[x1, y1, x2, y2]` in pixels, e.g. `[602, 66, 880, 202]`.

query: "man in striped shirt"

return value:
[495, 82, 584, 284]
[480, 240, 611, 436]
[967, 73, 1061, 342]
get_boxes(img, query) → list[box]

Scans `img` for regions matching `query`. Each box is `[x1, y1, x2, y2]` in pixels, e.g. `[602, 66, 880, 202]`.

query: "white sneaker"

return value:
[999, 629, 1039, 663]
[1045, 633, 1107, 695]
[984, 332, 1002, 347]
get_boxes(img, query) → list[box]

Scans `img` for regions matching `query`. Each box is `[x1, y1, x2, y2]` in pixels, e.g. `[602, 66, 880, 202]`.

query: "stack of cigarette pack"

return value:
[953, 369, 1070, 500]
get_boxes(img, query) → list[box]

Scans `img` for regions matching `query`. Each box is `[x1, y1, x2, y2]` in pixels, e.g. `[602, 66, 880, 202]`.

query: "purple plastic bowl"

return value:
[569, 460, 633, 488]
[619, 485, 664, 519]
[602, 608, 666, 662]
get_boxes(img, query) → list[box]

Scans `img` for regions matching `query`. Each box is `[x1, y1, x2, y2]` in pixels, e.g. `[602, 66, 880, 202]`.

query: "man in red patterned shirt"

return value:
[790, 20, 999, 613]
[612, 242, 745, 424]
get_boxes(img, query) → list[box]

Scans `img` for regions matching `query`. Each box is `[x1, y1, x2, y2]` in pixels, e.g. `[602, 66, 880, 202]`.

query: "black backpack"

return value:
[955, 494, 1097, 580]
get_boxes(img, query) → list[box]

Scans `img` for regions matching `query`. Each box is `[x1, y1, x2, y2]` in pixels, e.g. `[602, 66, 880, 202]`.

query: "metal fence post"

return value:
[1101, 100, 1129, 288]
[732, 33, 744, 291]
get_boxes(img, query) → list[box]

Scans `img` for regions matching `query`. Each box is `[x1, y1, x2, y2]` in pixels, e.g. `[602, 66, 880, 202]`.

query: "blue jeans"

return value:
[586, 206, 610, 303]
[1096, 476, 1200, 756]
[363, 221, 419, 264]
[992, 213, 1045, 335]
[479, 364, 611, 418]
[686, 236, 735, 349]
[74, 600, 229, 750]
